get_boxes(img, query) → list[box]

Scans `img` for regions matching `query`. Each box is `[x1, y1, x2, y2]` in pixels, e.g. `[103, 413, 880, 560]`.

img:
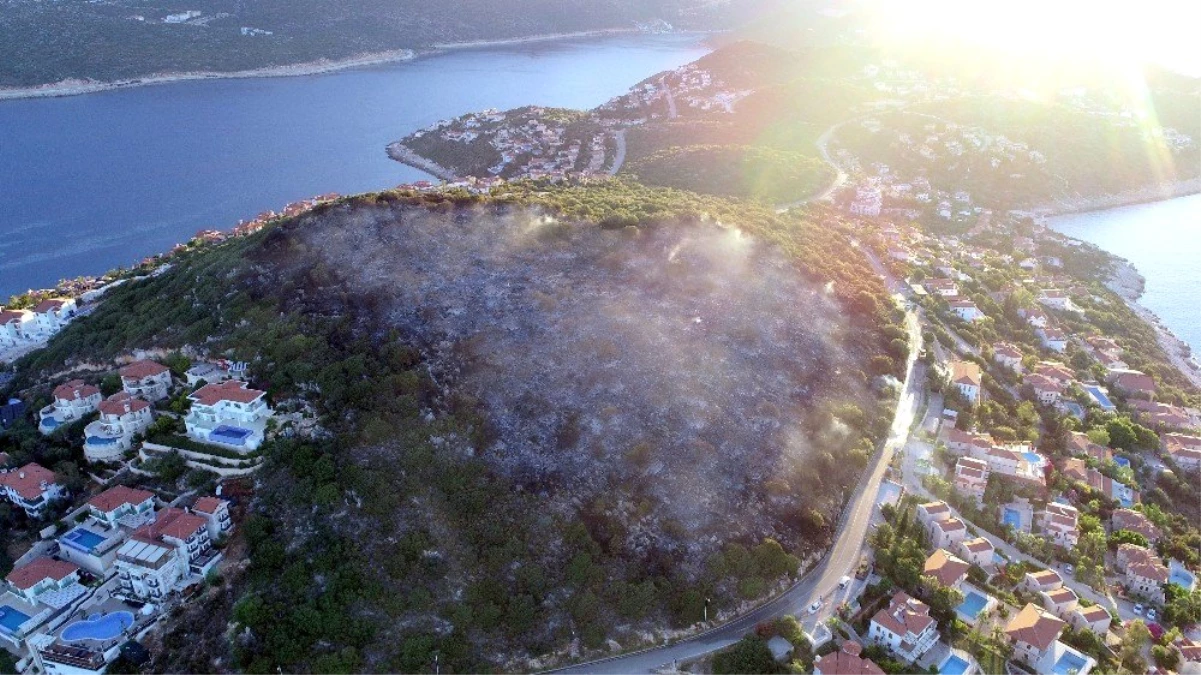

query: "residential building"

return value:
[83, 393, 153, 462]
[1039, 327, 1068, 352]
[1040, 502, 1080, 549]
[1005, 603, 1066, 667]
[1060, 458, 1089, 484]
[1086, 468, 1137, 507]
[953, 457, 989, 504]
[119, 360, 172, 401]
[1164, 433, 1201, 471]
[87, 485, 156, 529]
[957, 537, 995, 568]
[813, 641, 883, 675]
[28, 298, 77, 338]
[992, 342, 1023, 373]
[929, 517, 968, 551]
[924, 549, 969, 588]
[868, 592, 940, 663]
[1037, 290, 1077, 312]
[5, 557, 84, 608]
[1106, 369, 1156, 399]
[39, 380, 102, 434]
[923, 278, 960, 297]
[1026, 373, 1064, 405]
[1022, 569, 1063, 594]
[950, 360, 982, 403]
[1173, 637, 1201, 669]
[916, 501, 952, 530]
[191, 496, 233, 540]
[1114, 506, 1162, 542]
[114, 537, 183, 603]
[1069, 605, 1112, 635]
[941, 428, 993, 456]
[140, 508, 221, 578]
[57, 522, 126, 576]
[1116, 543, 1168, 604]
[0, 463, 65, 518]
[184, 361, 233, 387]
[1067, 432, 1112, 462]
[0, 309, 34, 347]
[1039, 586, 1079, 619]
[185, 380, 273, 450]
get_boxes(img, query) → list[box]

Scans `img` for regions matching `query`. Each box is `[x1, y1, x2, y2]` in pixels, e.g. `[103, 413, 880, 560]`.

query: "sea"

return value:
[0, 33, 710, 297]
[1047, 193, 1201, 354]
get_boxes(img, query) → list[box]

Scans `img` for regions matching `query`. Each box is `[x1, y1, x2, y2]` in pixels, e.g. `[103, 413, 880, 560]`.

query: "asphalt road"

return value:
[553, 311, 925, 674]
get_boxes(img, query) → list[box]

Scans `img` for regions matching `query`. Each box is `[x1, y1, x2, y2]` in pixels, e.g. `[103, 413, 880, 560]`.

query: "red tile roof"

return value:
[119, 360, 170, 380]
[33, 298, 71, 314]
[97, 392, 151, 417]
[88, 485, 154, 513]
[814, 642, 884, 675]
[871, 592, 935, 639]
[924, 549, 970, 587]
[53, 379, 100, 402]
[189, 380, 265, 406]
[5, 557, 79, 590]
[138, 507, 206, 541]
[192, 496, 227, 514]
[1006, 603, 1065, 651]
[0, 463, 58, 500]
[0, 309, 31, 325]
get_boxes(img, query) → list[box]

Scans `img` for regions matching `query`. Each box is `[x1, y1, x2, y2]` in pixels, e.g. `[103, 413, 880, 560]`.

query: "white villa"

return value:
[83, 393, 154, 462]
[27, 298, 77, 339]
[185, 381, 272, 450]
[0, 463, 65, 518]
[949, 360, 982, 403]
[39, 380, 102, 434]
[119, 360, 173, 401]
[116, 507, 220, 601]
[868, 592, 940, 663]
[5, 557, 84, 610]
[0, 309, 34, 347]
[192, 496, 233, 540]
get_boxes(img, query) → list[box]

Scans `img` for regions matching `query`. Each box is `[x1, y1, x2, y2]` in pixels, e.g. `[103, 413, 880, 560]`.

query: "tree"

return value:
[712, 636, 782, 675]
[1118, 620, 1151, 673]
[1086, 427, 1111, 447]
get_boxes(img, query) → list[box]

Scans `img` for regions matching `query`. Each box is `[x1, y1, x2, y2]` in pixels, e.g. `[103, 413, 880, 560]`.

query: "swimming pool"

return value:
[1003, 507, 1022, 529]
[1051, 649, 1089, 675]
[0, 605, 32, 634]
[62, 528, 107, 553]
[210, 425, 253, 445]
[1084, 386, 1115, 410]
[61, 611, 134, 642]
[1114, 456, 1131, 468]
[940, 654, 971, 675]
[957, 591, 989, 620]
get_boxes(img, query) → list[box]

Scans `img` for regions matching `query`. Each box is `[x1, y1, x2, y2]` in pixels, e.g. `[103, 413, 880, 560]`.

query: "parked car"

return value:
[1063, 563, 1074, 576]
[1134, 604, 1145, 615]
[839, 575, 852, 589]
[1147, 608, 1158, 622]
[808, 600, 822, 615]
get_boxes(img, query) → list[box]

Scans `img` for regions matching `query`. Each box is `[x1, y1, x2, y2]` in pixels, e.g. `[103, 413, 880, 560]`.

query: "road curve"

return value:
[551, 311, 925, 674]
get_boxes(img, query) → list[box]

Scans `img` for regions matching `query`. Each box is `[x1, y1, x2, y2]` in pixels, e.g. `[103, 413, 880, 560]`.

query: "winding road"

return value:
[552, 310, 925, 674]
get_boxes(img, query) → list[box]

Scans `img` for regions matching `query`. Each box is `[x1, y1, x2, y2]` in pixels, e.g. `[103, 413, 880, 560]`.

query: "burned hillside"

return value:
[255, 195, 888, 546]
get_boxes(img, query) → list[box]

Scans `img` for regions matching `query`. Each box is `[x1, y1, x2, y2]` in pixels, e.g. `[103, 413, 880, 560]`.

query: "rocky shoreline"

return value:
[1031, 176, 1201, 217]
[1104, 258, 1201, 390]
[385, 143, 458, 181]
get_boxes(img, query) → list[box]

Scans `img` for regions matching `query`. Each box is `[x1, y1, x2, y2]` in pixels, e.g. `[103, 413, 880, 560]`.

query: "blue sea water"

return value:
[0, 34, 711, 297]
[1048, 193, 1201, 355]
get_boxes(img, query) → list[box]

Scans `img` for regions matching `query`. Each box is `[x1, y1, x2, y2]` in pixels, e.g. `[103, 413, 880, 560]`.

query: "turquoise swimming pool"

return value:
[940, 654, 970, 675]
[1003, 507, 1022, 529]
[61, 611, 134, 642]
[957, 591, 989, 620]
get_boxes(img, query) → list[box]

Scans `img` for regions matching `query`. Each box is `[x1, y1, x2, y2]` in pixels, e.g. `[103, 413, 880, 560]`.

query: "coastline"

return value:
[1029, 176, 1201, 218]
[385, 143, 458, 181]
[1106, 259, 1201, 390]
[0, 28, 652, 102]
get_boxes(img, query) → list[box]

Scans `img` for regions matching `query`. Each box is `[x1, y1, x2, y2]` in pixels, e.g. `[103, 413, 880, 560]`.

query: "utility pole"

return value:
[434, 653, 440, 675]
[704, 597, 710, 623]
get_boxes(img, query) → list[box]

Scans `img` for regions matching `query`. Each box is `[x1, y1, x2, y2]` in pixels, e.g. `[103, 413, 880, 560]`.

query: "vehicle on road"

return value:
[1147, 608, 1157, 621]
[1134, 604, 1144, 615]
[1063, 563, 1074, 576]
[808, 600, 822, 615]
[839, 576, 851, 589]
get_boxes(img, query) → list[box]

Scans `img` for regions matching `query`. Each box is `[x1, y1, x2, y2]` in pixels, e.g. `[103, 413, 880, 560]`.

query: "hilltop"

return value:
[6, 182, 904, 671]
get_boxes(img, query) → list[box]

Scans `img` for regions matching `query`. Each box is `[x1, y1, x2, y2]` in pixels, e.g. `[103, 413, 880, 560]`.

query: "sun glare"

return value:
[868, 0, 1201, 75]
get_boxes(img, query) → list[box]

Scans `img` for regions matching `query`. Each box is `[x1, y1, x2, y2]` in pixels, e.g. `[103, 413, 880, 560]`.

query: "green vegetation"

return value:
[2, 181, 901, 670]
[626, 145, 834, 204]
[712, 635, 782, 675]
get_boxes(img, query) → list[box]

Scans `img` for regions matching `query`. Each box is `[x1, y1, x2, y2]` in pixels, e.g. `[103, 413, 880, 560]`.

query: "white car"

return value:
[1063, 564, 1074, 576]
[808, 601, 822, 615]
[1147, 608, 1158, 622]
[839, 576, 851, 589]
[1133, 604, 1144, 615]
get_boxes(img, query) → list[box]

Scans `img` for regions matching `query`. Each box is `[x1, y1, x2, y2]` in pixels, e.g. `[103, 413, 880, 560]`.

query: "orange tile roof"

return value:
[88, 485, 154, 513]
[189, 380, 265, 406]
[814, 642, 884, 675]
[191, 496, 227, 514]
[119, 360, 170, 379]
[138, 507, 206, 541]
[0, 463, 58, 500]
[5, 556, 78, 590]
[52, 379, 100, 402]
[33, 298, 70, 313]
[1006, 603, 1065, 651]
[871, 592, 935, 639]
[97, 392, 151, 417]
[924, 549, 970, 587]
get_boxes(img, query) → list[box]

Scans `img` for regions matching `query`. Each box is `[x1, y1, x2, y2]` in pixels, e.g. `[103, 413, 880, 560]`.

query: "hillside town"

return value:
[0, 352, 285, 673]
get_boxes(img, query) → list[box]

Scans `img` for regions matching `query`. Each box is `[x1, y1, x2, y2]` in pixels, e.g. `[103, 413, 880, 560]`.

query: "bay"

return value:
[0, 33, 710, 297]
[1048, 193, 1201, 354]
